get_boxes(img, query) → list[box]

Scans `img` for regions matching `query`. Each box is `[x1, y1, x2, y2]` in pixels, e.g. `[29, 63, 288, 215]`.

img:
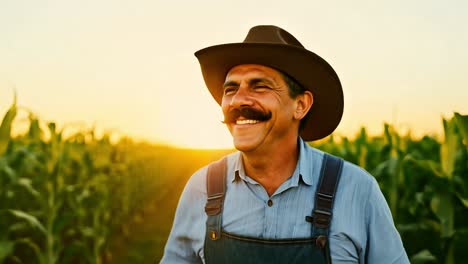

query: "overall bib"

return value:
[204, 154, 343, 264]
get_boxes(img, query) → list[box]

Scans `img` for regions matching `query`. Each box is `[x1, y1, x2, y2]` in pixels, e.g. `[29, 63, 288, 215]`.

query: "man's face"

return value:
[222, 64, 302, 153]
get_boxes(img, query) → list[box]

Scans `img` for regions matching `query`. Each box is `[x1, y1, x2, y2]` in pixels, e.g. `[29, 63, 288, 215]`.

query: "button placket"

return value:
[264, 197, 278, 236]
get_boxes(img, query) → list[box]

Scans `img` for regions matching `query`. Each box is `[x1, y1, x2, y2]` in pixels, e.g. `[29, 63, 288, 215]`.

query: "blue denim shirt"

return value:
[161, 139, 409, 263]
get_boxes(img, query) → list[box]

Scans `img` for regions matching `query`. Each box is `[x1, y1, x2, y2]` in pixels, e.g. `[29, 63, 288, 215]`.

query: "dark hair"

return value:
[279, 71, 312, 131]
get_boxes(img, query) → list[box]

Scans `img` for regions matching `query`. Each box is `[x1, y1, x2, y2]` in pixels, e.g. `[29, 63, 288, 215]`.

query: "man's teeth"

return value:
[236, 119, 259, 125]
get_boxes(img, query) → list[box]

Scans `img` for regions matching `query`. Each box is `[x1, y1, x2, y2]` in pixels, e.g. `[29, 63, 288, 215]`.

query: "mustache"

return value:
[223, 107, 272, 123]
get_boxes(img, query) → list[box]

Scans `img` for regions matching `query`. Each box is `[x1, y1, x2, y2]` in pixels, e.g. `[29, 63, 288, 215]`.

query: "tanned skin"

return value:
[221, 64, 313, 196]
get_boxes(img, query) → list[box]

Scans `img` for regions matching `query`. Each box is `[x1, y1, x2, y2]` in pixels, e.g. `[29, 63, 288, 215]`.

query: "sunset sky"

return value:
[1, 0, 467, 148]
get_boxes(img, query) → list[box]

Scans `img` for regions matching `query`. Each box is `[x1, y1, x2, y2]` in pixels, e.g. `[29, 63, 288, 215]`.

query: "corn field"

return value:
[1, 96, 467, 263]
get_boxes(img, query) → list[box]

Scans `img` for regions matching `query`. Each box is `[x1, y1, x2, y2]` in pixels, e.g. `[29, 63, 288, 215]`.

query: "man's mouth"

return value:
[236, 119, 260, 125]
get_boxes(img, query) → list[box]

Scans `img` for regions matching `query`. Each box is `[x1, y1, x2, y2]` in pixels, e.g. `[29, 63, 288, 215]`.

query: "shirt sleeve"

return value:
[160, 167, 208, 264]
[364, 177, 410, 264]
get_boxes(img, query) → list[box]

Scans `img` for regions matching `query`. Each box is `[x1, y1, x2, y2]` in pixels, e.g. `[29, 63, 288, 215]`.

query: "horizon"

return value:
[2, 94, 450, 151]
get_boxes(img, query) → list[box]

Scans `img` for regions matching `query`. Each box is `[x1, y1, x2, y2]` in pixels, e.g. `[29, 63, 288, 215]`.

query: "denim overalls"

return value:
[204, 154, 343, 264]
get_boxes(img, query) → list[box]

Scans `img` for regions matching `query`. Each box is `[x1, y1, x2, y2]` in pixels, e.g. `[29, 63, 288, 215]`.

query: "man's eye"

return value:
[224, 88, 236, 95]
[254, 85, 269, 90]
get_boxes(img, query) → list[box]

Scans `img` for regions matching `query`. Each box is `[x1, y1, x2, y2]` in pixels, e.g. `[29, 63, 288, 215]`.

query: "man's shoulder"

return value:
[340, 159, 375, 186]
[332, 157, 382, 210]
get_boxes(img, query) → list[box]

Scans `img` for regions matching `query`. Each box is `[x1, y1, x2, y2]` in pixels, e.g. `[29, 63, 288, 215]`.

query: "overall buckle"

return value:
[312, 209, 332, 229]
[205, 194, 224, 215]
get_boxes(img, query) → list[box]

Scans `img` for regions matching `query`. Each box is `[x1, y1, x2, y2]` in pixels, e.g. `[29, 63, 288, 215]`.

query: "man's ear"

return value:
[294, 91, 313, 120]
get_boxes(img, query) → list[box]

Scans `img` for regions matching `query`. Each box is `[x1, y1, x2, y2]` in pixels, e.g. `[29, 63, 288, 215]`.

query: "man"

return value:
[161, 25, 409, 263]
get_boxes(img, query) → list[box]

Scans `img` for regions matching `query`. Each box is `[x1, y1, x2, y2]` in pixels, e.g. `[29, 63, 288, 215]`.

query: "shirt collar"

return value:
[231, 137, 314, 186]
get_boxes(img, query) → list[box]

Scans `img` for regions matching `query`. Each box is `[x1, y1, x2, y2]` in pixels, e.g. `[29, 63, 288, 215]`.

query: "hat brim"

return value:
[195, 43, 343, 141]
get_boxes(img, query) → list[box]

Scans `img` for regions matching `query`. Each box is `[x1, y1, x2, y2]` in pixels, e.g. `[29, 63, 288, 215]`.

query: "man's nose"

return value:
[230, 87, 253, 107]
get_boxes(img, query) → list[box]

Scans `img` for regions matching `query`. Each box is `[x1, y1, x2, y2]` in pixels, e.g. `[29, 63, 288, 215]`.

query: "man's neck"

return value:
[241, 137, 300, 197]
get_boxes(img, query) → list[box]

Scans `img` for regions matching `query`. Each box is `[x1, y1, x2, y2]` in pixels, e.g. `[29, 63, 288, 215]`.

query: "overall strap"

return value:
[312, 153, 344, 251]
[204, 157, 227, 240]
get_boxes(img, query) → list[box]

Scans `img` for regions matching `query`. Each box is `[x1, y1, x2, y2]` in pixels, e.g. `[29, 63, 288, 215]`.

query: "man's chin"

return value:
[232, 138, 260, 153]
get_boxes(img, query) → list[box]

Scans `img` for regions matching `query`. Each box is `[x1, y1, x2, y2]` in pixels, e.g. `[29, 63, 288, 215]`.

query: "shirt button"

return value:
[267, 199, 273, 207]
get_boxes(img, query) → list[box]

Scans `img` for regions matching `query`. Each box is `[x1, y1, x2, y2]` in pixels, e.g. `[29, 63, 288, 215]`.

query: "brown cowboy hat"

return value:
[195, 25, 343, 141]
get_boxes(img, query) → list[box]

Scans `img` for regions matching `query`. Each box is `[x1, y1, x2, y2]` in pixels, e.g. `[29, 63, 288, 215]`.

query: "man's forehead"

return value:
[225, 64, 283, 81]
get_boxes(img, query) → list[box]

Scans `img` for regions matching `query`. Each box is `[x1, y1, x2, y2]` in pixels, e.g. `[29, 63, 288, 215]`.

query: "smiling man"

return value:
[161, 25, 409, 264]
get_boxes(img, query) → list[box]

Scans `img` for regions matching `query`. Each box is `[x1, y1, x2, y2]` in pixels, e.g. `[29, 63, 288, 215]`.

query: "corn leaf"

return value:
[456, 193, 468, 208]
[440, 118, 460, 177]
[14, 238, 42, 263]
[430, 193, 454, 238]
[0, 93, 17, 156]
[0, 158, 16, 181]
[405, 157, 445, 177]
[16, 178, 41, 198]
[28, 114, 41, 140]
[454, 112, 468, 146]
[8, 210, 47, 235]
[410, 249, 438, 264]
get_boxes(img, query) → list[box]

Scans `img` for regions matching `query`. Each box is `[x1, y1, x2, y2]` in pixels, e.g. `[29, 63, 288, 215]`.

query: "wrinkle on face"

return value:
[220, 64, 301, 153]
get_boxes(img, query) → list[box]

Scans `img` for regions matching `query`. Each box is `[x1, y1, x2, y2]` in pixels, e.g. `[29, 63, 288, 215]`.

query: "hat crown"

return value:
[243, 25, 304, 48]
